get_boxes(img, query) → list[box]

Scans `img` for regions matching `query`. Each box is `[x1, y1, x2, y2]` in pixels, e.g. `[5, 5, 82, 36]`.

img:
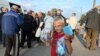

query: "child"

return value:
[50, 17, 73, 56]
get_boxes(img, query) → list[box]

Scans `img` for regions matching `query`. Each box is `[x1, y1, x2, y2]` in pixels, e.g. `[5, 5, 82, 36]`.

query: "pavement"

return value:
[71, 35, 100, 56]
[0, 35, 100, 56]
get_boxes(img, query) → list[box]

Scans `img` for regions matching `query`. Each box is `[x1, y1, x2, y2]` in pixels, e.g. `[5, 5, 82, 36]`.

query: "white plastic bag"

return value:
[39, 22, 44, 27]
[40, 28, 51, 42]
[35, 22, 44, 37]
[35, 28, 41, 37]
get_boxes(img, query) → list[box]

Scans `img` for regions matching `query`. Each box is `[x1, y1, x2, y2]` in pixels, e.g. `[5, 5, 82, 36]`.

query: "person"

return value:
[43, 11, 54, 34]
[2, 5, 23, 56]
[50, 17, 73, 56]
[35, 12, 44, 45]
[18, 8, 24, 16]
[20, 10, 35, 48]
[54, 9, 67, 27]
[0, 7, 8, 47]
[85, 8, 100, 50]
[37, 12, 44, 22]
[56, 9, 66, 19]
[32, 11, 36, 19]
[33, 13, 41, 47]
[96, 6, 100, 47]
[31, 11, 37, 41]
[67, 13, 78, 37]
[40, 11, 54, 45]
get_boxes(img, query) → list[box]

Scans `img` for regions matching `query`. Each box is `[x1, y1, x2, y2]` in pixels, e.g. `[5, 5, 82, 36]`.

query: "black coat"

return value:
[0, 12, 5, 31]
[21, 14, 36, 32]
[35, 17, 44, 29]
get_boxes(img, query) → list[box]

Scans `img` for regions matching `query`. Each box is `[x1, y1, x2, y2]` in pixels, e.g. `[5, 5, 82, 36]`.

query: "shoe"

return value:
[85, 42, 90, 48]
[3, 45, 6, 47]
[98, 44, 100, 47]
[20, 46, 24, 48]
[28, 46, 32, 48]
[28, 45, 32, 48]
[9, 55, 12, 56]
[89, 48, 96, 50]
[45, 42, 50, 46]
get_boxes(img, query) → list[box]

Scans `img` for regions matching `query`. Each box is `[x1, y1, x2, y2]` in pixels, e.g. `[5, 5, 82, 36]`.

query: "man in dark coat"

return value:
[85, 8, 100, 50]
[20, 11, 36, 48]
[2, 5, 23, 56]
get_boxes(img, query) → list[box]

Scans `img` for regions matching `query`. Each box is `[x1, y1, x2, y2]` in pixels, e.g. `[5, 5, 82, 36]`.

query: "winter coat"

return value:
[85, 9, 100, 30]
[2, 10, 23, 35]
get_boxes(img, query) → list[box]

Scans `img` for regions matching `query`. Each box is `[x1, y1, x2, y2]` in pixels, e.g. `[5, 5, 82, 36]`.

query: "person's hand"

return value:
[32, 31, 35, 34]
[39, 26, 42, 28]
[39, 22, 44, 28]
[64, 35, 74, 40]
[64, 34, 70, 39]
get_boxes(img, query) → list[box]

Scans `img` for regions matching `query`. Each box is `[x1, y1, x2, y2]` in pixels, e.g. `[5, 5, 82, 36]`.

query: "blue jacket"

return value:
[2, 10, 23, 35]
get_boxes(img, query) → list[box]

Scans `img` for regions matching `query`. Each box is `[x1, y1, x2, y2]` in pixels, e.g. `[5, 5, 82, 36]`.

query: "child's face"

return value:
[54, 21, 63, 33]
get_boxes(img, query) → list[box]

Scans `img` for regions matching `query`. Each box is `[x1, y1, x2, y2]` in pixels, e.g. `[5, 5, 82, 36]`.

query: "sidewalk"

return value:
[21, 35, 100, 56]
[71, 35, 100, 56]
[0, 36, 100, 56]
[0, 45, 5, 56]
[0, 41, 37, 56]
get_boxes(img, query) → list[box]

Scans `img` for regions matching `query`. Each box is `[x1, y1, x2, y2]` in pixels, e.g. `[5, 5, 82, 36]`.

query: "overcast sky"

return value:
[6, 0, 100, 19]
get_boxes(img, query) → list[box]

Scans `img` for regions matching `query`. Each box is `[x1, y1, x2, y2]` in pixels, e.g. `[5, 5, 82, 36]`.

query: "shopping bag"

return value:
[40, 28, 51, 42]
[35, 22, 44, 37]
[40, 29, 46, 42]
[39, 22, 44, 27]
[35, 28, 41, 37]
[63, 25, 73, 36]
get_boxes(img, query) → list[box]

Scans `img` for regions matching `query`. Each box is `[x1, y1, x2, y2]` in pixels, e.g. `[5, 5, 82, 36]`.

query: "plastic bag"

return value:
[39, 22, 44, 27]
[40, 28, 51, 42]
[35, 28, 41, 37]
[63, 25, 73, 36]
[35, 22, 44, 37]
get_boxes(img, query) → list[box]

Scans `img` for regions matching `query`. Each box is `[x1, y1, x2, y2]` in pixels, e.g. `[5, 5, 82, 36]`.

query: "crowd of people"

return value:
[0, 5, 100, 56]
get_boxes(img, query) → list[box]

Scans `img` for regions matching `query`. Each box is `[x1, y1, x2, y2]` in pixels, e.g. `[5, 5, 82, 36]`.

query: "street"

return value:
[0, 35, 100, 56]
[0, 0, 100, 56]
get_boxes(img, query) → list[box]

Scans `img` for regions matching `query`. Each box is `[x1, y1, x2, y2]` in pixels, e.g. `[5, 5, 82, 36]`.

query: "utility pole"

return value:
[81, 8, 83, 16]
[80, 8, 83, 19]
[93, 0, 96, 8]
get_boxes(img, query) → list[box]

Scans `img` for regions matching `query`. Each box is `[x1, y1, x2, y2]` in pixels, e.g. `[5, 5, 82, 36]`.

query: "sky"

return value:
[6, 0, 100, 19]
